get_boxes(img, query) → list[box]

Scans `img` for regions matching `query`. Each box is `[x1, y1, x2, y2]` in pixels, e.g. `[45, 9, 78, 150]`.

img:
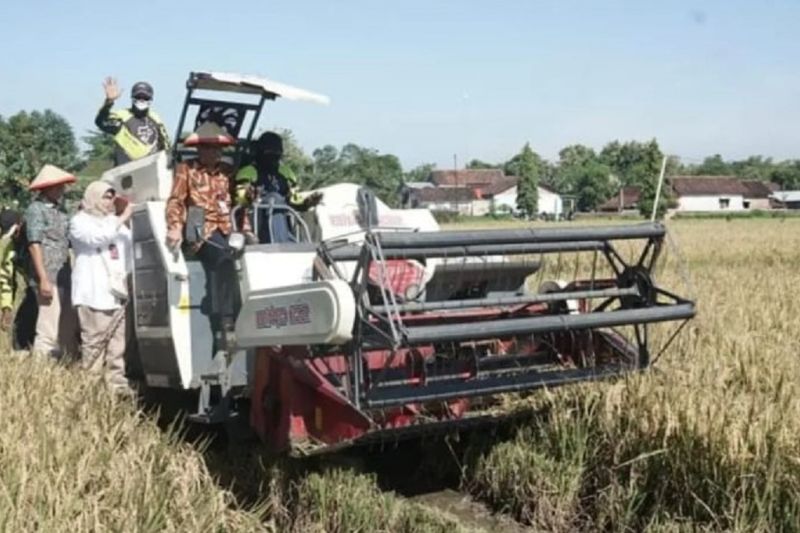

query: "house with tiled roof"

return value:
[403, 168, 565, 217]
[668, 176, 780, 212]
[428, 169, 565, 216]
[740, 180, 779, 209]
[429, 169, 505, 188]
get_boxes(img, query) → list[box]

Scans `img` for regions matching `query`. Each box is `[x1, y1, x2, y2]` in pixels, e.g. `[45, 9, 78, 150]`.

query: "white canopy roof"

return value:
[190, 71, 330, 105]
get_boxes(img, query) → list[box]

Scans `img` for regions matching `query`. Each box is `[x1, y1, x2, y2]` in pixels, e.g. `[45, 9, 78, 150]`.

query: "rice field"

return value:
[462, 218, 800, 531]
[1, 218, 798, 531]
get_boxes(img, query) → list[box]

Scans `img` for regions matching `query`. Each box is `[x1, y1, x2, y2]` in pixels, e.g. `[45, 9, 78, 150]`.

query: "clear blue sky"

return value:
[1, 0, 797, 169]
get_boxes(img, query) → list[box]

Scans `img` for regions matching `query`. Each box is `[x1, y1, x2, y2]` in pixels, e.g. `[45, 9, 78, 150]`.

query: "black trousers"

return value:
[195, 230, 241, 351]
[13, 286, 38, 350]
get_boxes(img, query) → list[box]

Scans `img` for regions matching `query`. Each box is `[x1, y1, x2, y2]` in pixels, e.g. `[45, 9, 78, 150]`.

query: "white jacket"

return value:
[70, 211, 132, 311]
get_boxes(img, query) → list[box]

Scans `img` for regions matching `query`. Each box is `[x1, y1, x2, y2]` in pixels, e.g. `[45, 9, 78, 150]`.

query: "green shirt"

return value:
[24, 197, 70, 286]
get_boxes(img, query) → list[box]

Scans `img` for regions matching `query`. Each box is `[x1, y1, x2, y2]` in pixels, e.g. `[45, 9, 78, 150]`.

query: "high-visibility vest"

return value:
[110, 108, 171, 160]
[235, 164, 302, 205]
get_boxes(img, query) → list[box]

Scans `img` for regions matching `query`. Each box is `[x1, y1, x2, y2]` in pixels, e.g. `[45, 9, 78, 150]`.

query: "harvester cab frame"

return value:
[172, 71, 330, 166]
[102, 71, 696, 456]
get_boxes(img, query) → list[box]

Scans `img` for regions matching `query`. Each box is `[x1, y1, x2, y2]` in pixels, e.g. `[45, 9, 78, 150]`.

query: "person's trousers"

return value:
[13, 286, 38, 350]
[196, 231, 240, 351]
[77, 305, 130, 393]
[33, 284, 79, 359]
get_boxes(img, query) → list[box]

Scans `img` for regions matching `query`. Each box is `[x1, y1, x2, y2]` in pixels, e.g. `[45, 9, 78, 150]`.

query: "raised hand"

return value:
[103, 76, 121, 102]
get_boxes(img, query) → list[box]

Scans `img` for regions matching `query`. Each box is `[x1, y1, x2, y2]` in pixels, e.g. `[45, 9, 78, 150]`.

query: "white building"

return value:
[419, 169, 565, 218]
[492, 184, 563, 218]
[411, 186, 475, 215]
[670, 176, 747, 212]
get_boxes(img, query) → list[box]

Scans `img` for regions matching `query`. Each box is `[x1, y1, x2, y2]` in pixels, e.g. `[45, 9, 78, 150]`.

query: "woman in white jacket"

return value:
[70, 181, 134, 396]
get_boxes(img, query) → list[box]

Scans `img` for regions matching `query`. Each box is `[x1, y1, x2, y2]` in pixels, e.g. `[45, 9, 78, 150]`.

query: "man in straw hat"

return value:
[166, 122, 239, 353]
[24, 164, 79, 358]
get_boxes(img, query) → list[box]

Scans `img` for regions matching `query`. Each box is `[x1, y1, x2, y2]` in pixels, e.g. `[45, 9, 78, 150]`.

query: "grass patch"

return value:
[0, 354, 268, 532]
[0, 353, 474, 531]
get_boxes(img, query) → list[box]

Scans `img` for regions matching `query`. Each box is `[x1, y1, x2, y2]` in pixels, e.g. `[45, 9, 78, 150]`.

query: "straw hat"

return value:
[184, 122, 235, 146]
[28, 164, 76, 191]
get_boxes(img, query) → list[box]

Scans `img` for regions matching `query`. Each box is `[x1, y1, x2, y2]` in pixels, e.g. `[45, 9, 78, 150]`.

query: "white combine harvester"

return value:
[103, 72, 695, 455]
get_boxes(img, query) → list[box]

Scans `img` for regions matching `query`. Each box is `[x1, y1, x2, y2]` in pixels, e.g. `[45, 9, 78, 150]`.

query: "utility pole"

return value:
[651, 155, 668, 222]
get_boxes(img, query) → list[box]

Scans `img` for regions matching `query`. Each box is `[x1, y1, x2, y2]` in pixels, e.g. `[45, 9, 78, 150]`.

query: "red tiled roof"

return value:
[669, 176, 748, 196]
[476, 176, 518, 197]
[430, 169, 505, 187]
[740, 180, 779, 199]
[415, 187, 475, 203]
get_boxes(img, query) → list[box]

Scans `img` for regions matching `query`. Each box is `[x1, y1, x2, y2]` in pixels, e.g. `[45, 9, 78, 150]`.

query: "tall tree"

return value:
[403, 162, 436, 184]
[466, 159, 499, 170]
[339, 144, 404, 206]
[600, 139, 663, 187]
[80, 129, 116, 177]
[638, 176, 673, 219]
[554, 144, 600, 194]
[274, 128, 313, 184]
[770, 160, 800, 189]
[512, 143, 540, 218]
[309, 145, 343, 188]
[82, 129, 116, 161]
[690, 154, 731, 175]
[730, 156, 774, 181]
[560, 160, 612, 212]
[553, 144, 612, 210]
[504, 144, 545, 179]
[559, 144, 598, 170]
[0, 110, 79, 206]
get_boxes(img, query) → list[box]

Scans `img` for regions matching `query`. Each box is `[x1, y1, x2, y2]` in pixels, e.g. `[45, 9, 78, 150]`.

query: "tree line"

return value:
[3, 108, 799, 216]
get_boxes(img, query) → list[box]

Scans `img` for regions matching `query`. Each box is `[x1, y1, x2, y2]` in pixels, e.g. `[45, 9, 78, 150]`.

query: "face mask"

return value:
[133, 99, 151, 112]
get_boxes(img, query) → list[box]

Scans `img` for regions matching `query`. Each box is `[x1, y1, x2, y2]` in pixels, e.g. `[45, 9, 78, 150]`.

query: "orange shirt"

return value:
[166, 160, 235, 240]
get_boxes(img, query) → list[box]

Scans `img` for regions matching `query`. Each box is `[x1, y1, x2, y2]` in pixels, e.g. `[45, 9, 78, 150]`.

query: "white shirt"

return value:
[70, 211, 132, 311]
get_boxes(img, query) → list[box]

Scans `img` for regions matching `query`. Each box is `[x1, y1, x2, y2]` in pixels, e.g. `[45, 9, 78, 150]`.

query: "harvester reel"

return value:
[618, 266, 657, 309]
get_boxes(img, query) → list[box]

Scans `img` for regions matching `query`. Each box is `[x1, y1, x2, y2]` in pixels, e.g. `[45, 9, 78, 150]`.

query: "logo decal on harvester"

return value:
[256, 303, 311, 329]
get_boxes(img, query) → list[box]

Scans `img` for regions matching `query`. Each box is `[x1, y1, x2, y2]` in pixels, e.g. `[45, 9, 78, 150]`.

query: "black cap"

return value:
[131, 81, 154, 99]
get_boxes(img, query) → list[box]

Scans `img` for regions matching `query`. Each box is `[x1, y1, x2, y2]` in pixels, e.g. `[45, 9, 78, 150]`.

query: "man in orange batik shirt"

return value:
[165, 122, 240, 354]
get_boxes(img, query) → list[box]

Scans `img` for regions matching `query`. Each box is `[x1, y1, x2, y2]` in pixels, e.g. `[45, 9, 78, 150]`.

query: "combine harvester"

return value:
[103, 72, 696, 455]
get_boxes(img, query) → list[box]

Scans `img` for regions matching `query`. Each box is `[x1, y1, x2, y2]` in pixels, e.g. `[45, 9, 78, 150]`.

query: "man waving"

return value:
[95, 77, 170, 166]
